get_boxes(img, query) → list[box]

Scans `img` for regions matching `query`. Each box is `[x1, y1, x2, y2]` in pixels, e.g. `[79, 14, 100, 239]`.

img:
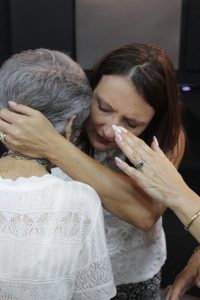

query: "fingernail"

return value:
[112, 125, 122, 133]
[115, 156, 123, 164]
[118, 126, 128, 133]
[8, 101, 17, 106]
[115, 132, 123, 141]
[153, 136, 159, 146]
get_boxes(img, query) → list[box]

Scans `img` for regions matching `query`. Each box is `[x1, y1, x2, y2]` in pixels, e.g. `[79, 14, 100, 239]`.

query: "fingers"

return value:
[112, 125, 149, 166]
[0, 108, 25, 124]
[8, 101, 37, 116]
[166, 272, 194, 300]
[115, 156, 143, 182]
[151, 136, 166, 159]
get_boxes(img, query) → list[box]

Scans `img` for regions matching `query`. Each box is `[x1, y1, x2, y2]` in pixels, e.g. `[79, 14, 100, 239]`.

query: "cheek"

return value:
[128, 125, 149, 137]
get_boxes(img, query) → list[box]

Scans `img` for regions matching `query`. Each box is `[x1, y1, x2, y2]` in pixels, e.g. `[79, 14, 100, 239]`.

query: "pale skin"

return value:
[112, 126, 200, 299]
[0, 75, 185, 229]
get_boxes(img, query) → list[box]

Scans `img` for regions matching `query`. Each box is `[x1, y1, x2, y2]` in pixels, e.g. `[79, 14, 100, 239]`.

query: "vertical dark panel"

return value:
[0, 0, 12, 66]
[179, 0, 200, 72]
[10, 0, 75, 57]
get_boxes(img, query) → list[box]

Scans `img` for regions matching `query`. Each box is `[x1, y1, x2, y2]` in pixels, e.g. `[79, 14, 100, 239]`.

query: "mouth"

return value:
[95, 132, 113, 145]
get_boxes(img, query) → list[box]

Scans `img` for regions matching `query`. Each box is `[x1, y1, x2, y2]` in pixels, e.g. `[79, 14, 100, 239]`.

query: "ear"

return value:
[64, 114, 76, 140]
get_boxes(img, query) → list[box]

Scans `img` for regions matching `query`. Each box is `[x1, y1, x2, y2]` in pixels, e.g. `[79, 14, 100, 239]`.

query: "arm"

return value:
[166, 249, 200, 300]
[0, 103, 183, 229]
[113, 126, 200, 242]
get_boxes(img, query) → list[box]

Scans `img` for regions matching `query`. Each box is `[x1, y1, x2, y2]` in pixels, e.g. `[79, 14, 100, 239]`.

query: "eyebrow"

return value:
[96, 94, 113, 108]
[124, 117, 146, 126]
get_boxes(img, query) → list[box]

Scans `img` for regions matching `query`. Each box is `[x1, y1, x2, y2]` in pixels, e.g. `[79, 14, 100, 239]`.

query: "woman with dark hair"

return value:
[0, 43, 186, 299]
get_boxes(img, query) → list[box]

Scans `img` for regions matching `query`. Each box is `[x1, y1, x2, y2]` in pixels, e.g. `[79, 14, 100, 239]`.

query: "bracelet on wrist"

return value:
[184, 208, 200, 231]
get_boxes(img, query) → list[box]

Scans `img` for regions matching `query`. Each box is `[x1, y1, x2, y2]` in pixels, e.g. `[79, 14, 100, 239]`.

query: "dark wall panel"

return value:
[10, 0, 75, 57]
[0, 0, 12, 66]
[179, 0, 200, 72]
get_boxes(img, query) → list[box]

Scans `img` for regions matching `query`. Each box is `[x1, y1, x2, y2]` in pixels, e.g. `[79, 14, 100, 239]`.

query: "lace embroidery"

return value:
[74, 256, 116, 299]
[0, 211, 92, 241]
[104, 211, 166, 284]
[75, 257, 113, 290]
[0, 257, 116, 300]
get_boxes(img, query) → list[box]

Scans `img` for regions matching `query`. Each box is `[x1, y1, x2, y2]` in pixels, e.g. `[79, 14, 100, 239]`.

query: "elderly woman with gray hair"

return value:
[0, 49, 116, 300]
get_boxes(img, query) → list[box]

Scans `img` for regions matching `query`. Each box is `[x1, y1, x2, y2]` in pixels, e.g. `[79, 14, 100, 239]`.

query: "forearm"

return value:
[170, 187, 200, 242]
[47, 134, 164, 229]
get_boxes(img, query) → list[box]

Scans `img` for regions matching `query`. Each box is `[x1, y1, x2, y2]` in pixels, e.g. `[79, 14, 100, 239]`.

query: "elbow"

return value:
[133, 217, 157, 231]
[122, 212, 158, 231]
[135, 203, 166, 231]
[127, 206, 165, 231]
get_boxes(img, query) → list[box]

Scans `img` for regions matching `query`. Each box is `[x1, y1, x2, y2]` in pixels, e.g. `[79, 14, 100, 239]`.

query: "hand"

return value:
[112, 125, 188, 208]
[165, 249, 200, 300]
[0, 101, 59, 158]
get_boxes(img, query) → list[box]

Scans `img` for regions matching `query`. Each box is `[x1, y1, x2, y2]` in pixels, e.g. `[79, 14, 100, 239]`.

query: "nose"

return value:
[103, 118, 120, 141]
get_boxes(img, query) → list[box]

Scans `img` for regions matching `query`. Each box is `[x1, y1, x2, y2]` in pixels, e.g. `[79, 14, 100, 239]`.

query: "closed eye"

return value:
[127, 122, 138, 128]
[96, 97, 113, 113]
[98, 104, 112, 113]
[125, 118, 145, 128]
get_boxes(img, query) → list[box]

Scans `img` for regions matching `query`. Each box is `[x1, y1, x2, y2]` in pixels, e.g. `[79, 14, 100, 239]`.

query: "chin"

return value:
[92, 142, 115, 152]
[88, 134, 116, 152]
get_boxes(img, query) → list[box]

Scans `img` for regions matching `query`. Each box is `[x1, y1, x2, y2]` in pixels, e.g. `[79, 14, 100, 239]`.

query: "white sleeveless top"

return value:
[0, 172, 116, 300]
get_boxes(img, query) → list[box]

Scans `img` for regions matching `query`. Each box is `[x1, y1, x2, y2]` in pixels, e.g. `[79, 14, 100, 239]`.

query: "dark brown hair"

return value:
[87, 43, 184, 155]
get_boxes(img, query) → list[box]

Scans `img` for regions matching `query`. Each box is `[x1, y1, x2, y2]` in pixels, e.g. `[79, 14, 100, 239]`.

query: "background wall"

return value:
[76, 0, 182, 69]
[0, 0, 75, 66]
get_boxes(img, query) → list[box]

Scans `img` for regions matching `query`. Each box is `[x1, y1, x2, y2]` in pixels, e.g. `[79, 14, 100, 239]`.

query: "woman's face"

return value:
[86, 75, 155, 152]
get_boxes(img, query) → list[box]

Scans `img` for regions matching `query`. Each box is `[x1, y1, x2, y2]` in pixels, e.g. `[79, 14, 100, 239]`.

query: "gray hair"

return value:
[0, 48, 92, 142]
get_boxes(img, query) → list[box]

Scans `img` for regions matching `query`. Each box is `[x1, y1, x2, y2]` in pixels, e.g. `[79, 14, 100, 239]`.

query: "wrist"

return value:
[168, 185, 192, 210]
[169, 186, 200, 226]
[45, 133, 66, 164]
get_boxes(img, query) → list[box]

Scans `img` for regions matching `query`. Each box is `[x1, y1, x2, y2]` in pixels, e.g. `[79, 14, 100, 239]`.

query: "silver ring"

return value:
[135, 159, 144, 170]
[0, 132, 6, 143]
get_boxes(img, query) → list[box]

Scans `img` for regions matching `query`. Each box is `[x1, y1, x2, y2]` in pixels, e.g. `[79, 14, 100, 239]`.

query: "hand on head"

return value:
[0, 101, 58, 158]
[112, 125, 188, 207]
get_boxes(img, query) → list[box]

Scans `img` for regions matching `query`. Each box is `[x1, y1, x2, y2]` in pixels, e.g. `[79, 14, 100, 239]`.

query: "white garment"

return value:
[104, 210, 166, 285]
[92, 150, 167, 285]
[0, 173, 116, 300]
[53, 167, 166, 285]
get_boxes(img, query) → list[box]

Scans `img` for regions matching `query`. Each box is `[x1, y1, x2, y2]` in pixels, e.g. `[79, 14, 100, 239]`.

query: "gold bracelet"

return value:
[185, 208, 200, 231]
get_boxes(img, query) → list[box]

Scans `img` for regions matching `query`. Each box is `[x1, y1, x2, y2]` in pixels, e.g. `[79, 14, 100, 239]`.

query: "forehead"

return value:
[94, 75, 155, 121]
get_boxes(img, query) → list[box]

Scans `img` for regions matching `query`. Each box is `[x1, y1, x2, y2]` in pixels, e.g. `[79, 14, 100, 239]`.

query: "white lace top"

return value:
[0, 172, 116, 300]
[104, 210, 166, 285]
[53, 167, 167, 285]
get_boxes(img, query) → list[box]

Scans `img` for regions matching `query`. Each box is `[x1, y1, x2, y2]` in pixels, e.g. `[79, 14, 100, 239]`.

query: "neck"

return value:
[0, 150, 51, 180]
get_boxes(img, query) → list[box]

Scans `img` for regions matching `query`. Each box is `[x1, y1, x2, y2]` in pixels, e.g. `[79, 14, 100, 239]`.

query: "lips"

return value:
[96, 132, 112, 144]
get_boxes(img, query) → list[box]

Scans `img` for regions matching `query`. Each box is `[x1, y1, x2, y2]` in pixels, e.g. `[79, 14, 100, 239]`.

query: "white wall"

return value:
[76, 0, 182, 69]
